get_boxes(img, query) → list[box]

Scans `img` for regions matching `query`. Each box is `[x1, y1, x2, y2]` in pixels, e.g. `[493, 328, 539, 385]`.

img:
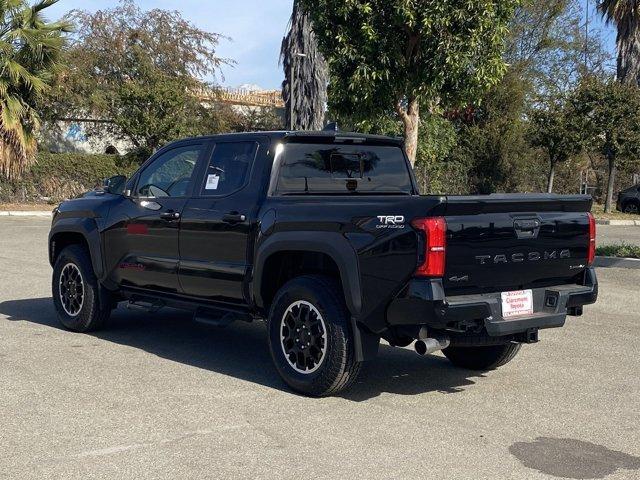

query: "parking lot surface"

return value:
[597, 224, 640, 246]
[1, 217, 639, 479]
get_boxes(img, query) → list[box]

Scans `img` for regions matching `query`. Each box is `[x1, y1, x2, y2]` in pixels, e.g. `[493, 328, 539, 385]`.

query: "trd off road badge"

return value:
[376, 215, 405, 229]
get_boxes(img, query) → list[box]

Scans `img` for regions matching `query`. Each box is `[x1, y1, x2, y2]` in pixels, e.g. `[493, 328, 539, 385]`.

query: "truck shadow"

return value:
[0, 298, 481, 401]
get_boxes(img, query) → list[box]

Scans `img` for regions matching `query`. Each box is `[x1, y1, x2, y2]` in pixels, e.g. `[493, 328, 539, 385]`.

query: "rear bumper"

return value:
[387, 268, 598, 336]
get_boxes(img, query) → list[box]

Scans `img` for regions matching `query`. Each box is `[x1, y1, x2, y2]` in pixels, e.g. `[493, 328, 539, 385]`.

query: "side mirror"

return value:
[102, 175, 127, 195]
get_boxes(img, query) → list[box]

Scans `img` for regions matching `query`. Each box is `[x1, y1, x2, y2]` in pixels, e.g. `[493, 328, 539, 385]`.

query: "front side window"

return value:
[200, 141, 258, 196]
[136, 145, 202, 198]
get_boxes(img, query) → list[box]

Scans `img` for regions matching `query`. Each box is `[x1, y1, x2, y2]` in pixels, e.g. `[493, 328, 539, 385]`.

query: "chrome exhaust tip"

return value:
[415, 335, 450, 356]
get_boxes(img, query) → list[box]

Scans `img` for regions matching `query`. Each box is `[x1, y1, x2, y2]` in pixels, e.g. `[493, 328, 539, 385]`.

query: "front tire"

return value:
[52, 245, 111, 332]
[623, 201, 639, 215]
[442, 343, 522, 371]
[267, 275, 361, 397]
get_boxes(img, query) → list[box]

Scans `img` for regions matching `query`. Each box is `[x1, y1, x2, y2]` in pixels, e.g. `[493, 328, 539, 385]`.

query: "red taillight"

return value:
[411, 217, 447, 277]
[587, 212, 596, 265]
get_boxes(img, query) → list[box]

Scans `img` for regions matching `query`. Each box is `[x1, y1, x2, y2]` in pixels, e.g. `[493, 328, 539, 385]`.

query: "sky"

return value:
[583, 0, 616, 62]
[46, 0, 295, 90]
[45, 0, 616, 91]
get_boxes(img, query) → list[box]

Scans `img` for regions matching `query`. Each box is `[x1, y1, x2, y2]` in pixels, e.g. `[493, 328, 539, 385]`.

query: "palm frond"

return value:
[598, 0, 640, 84]
[599, 0, 639, 25]
[0, 0, 66, 179]
[4, 93, 25, 119]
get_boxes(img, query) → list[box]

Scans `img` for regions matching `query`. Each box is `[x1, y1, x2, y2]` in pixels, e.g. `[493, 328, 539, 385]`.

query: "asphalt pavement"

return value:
[596, 224, 640, 246]
[0, 217, 639, 479]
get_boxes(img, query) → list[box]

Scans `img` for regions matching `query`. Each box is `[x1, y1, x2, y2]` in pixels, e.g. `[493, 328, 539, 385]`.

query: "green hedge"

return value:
[32, 152, 137, 186]
[596, 243, 640, 259]
[0, 152, 138, 203]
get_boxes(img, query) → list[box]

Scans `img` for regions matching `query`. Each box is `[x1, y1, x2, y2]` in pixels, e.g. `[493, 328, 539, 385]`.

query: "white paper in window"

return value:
[205, 174, 220, 190]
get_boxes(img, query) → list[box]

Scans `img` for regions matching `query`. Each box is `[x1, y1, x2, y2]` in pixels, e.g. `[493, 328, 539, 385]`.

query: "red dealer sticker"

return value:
[501, 290, 534, 318]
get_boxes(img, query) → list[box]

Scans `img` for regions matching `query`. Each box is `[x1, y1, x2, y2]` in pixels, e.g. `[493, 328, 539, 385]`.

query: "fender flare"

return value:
[49, 216, 104, 279]
[253, 231, 363, 316]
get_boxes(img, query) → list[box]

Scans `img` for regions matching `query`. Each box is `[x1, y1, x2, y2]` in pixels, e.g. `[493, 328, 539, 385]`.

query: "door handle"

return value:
[160, 210, 181, 221]
[222, 212, 246, 223]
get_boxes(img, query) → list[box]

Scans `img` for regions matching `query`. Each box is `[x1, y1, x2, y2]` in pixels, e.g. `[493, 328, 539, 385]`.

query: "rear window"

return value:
[275, 143, 414, 195]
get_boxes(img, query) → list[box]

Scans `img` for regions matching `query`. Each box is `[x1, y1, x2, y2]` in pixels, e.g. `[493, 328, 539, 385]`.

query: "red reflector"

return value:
[411, 217, 447, 277]
[587, 213, 596, 265]
[127, 223, 149, 235]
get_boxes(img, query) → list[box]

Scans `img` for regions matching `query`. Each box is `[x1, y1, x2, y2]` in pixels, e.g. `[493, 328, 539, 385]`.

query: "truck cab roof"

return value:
[176, 130, 405, 147]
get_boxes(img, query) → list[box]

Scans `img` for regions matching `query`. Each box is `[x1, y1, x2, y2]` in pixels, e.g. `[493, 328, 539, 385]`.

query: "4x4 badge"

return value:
[449, 275, 469, 282]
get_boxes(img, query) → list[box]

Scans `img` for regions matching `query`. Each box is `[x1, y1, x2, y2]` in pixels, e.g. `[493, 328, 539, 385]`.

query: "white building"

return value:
[41, 86, 284, 155]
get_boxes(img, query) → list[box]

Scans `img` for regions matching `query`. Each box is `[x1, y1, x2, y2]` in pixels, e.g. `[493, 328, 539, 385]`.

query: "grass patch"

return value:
[591, 203, 639, 220]
[0, 203, 53, 210]
[596, 243, 640, 259]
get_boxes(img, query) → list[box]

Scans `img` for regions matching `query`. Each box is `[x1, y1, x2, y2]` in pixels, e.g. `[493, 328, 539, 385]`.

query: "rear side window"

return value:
[276, 143, 413, 194]
[200, 141, 257, 196]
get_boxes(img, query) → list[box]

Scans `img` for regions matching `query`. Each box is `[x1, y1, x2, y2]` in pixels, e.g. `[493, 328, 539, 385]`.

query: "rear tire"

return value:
[267, 275, 361, 397]
[52, 245, 111, 332]
[442, 343, 522, 371]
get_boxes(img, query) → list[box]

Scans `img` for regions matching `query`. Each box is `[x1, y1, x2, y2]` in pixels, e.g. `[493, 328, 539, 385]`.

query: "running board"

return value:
[193, 309, 251, 328]
[126, 300, 164, 313]
[120, 287, 252, 317]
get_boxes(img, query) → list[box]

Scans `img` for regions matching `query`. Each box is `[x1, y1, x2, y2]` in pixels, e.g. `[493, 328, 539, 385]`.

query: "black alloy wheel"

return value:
[58, 263, 85, 317]
[279, 300, 327, 374]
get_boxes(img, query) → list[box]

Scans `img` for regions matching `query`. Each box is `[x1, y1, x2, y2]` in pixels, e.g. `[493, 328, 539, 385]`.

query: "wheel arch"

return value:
[49, 218, 104, 279]
[253, 232, 362, 317]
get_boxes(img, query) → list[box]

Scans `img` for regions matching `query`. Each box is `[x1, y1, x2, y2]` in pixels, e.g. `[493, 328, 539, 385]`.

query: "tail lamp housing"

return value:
[411, 217, 447, 277]
[587, 212, 596, 265]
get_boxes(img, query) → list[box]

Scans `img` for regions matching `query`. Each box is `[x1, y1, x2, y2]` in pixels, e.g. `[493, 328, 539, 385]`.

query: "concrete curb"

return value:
[594, 256, 640, 269]
[595, 219, 640, 226]
[0, 210, 52, 217]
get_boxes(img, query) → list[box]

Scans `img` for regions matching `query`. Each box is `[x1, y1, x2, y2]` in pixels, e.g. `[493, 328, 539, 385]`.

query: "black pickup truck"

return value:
[49, 130, 598, 396]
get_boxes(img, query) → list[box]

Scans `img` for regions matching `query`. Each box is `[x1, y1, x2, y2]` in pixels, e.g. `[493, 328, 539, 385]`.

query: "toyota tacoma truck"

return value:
[49, 129, 598, 396]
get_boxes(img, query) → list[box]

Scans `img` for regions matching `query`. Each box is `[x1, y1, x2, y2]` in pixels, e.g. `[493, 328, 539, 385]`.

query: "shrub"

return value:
[0, 152, 138, 203]
[596, 243, 640, 259]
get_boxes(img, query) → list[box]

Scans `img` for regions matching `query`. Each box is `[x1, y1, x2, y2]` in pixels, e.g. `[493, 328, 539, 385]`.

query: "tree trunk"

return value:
[547, 160, 556, 193]
[280, 2, 329, 131]
[616, 29, 640, 86]
[397, 97, 420, 167]
[604, 155, 617, 213]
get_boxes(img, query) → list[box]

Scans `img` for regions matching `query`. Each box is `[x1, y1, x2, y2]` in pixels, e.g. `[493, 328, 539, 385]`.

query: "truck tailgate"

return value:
[442, 195, 593, 295]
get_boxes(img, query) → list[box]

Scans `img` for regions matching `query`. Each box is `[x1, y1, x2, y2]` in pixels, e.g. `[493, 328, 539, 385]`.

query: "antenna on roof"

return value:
[323, 122, 339, 132]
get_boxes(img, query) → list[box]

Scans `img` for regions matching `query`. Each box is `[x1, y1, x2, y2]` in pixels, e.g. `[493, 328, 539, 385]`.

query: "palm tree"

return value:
[0, 0, 69, 180]
[599, 0, 640, 84]
[280, 1, 328, 131]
